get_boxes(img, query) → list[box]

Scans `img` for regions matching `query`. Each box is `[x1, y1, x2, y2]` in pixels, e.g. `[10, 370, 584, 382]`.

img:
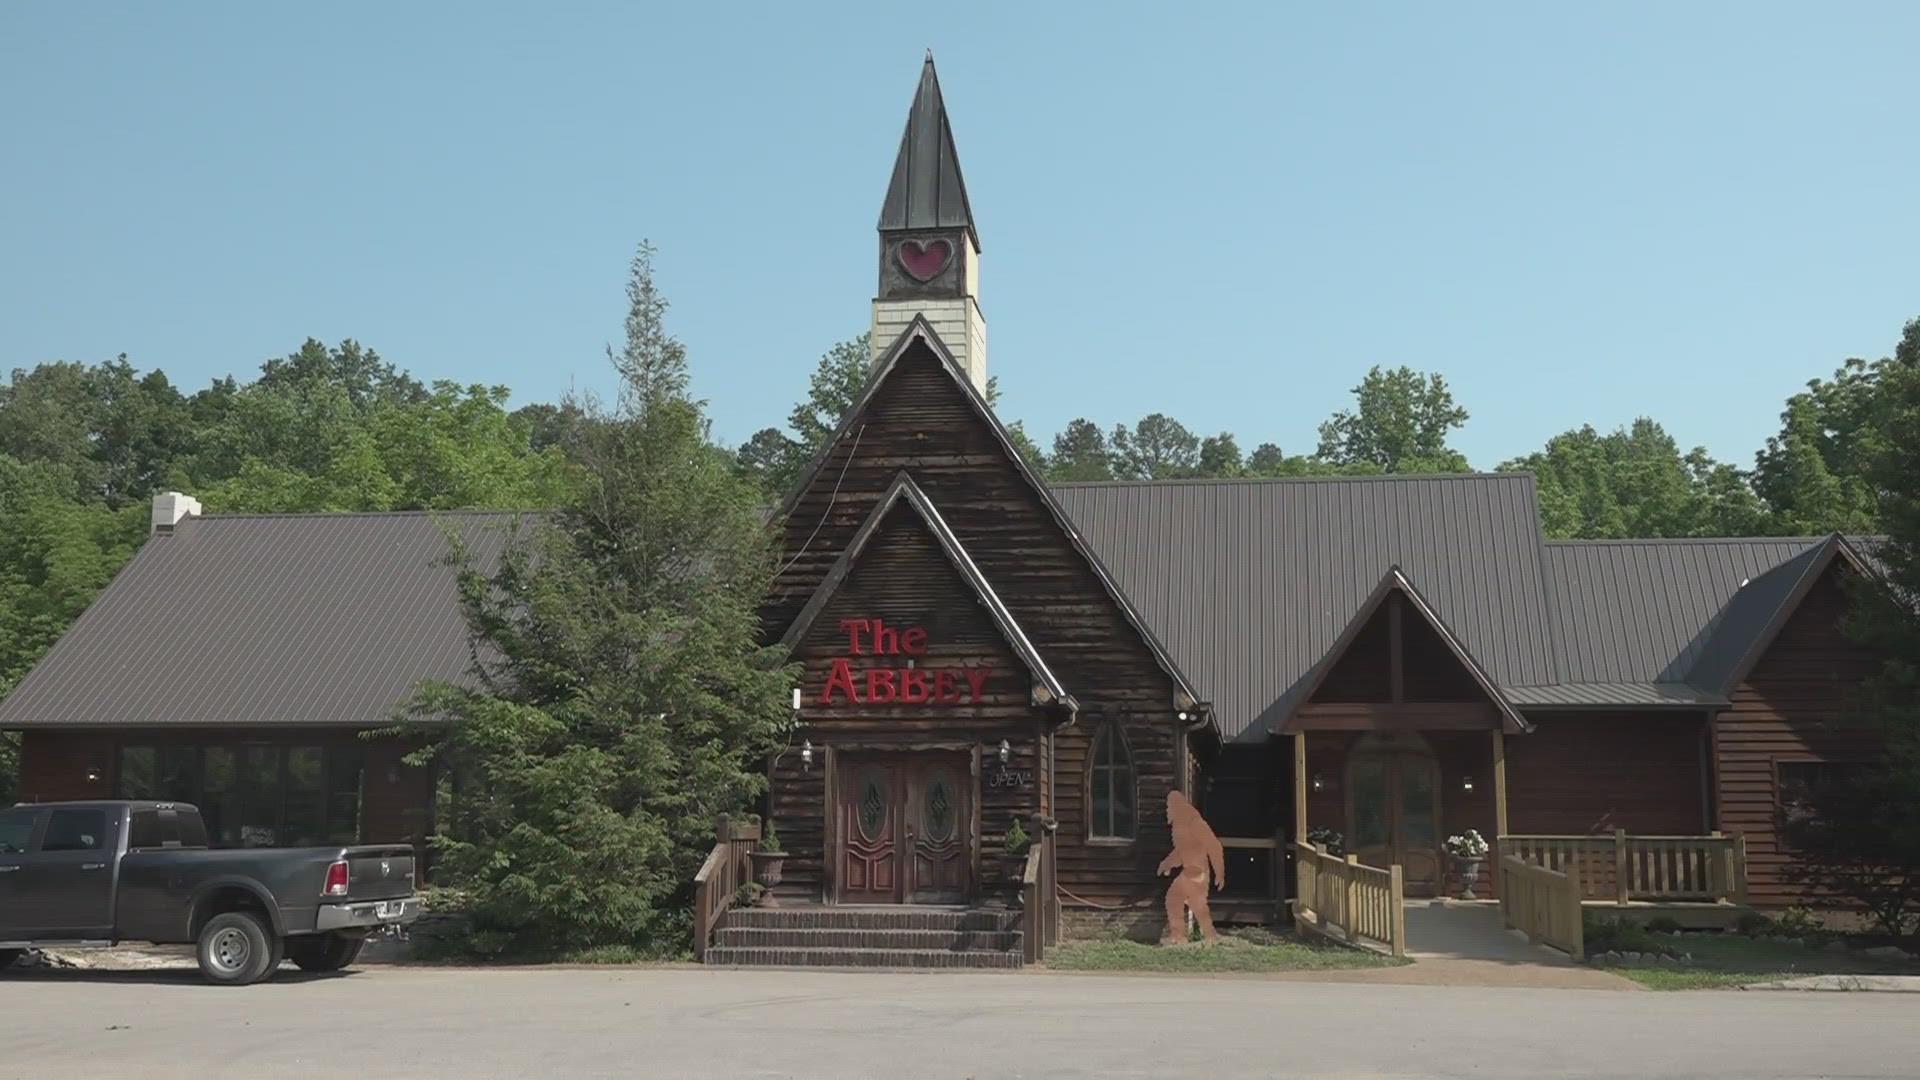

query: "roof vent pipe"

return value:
[151, 491, 202, 534]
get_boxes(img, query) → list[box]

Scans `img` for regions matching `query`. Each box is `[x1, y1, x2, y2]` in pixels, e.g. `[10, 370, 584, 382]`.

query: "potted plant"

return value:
[749, 819, 787, 900]
[1306, 827, 1344, 856]
[1444, 829, 1490, 899]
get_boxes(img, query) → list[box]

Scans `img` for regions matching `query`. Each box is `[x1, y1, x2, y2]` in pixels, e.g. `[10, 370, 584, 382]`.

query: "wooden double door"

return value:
[836, 753, 973, 904]
[1346, 734, 1444, 896]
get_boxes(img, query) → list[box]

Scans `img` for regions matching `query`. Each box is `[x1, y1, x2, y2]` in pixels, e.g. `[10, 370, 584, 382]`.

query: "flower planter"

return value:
[749, 850, 787, 896]
[1454, 858, 1484, 900]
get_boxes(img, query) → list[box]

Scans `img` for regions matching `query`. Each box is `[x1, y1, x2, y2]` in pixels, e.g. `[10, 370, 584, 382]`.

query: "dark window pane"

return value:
[157, 746, 199, 801]
[326, 749, 364, 844]
[1091, 777, 1112, 838]
[1089, 723, 1136, 839]
[1111, 772, 1135, 839]
[128, 810, 163, 850]
[0, 809, 34, 854]
[166, 809, 208, 848]
[202, 748, 237, 846]
[238, 746, 281, 847]
[284, 748, 326, 846]
[119, 747, 157, 799]
[43, 809, 109, 852]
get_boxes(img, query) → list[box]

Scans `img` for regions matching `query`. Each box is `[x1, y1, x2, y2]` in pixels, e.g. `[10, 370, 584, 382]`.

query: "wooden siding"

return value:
[1507, 713, 1710, 835]
[771, 500, 1044, 901]
[765, 343, 1182, 904]
[1713, 565, 1885, 908]
[1310, 593, 1486, 707]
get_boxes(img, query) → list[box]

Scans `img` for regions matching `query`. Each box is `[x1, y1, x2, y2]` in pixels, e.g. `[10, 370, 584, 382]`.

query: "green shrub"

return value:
[1774, 905, 1824, 938]
[1735, 913, 1775, 937]
[1005, 818, 1030, 859]
[759, 819, 783, 854]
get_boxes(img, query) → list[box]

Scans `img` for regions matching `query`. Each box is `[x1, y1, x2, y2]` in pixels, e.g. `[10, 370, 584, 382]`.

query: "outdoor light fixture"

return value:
[1462, 775, 1476, 793]
[997, 739, 1011, 766]
[790, 687, 802, 711]
[84, 765, 102, 784]
[801, 740, 814, 772]
[1310, 772, 1326, 793]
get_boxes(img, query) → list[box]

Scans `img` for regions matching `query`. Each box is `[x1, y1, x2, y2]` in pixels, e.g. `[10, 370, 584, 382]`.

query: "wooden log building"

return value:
[0, 57, 1892, 944]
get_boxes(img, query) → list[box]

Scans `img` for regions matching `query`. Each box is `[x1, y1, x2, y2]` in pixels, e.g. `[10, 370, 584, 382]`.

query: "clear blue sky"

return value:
[4, 2, 1914, 469]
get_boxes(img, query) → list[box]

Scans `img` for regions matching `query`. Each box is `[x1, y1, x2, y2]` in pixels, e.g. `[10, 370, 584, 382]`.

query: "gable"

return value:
[764, 322, 1198, 714]
[1742, 559, 1881, 690]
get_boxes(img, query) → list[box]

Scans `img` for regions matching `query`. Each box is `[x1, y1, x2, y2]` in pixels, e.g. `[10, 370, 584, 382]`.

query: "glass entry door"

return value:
[1346, 735, 1443, 895]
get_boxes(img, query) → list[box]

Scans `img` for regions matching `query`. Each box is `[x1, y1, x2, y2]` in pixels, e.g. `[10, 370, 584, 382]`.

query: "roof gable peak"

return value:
[879, 54, 978, 246]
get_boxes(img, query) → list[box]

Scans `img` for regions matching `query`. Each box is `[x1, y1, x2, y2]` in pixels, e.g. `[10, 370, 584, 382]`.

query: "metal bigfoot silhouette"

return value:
[1158, 789, 1225, 944]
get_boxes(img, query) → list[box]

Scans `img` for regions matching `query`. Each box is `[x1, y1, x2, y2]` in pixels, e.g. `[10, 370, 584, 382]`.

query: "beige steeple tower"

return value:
[872, 53, 986, 392]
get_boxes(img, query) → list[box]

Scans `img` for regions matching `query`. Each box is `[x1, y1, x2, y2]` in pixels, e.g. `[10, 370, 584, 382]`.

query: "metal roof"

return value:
[1503, 682, 1728, 709]
[0, 512, 520, 729]
[1542, 537, 1827, 686]
[878, 54, 978, 244]
[1053, 474, 1560, 741]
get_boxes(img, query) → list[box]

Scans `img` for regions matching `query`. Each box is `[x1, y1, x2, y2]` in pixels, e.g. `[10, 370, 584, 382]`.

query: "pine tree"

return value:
[403, 242, 795, 956]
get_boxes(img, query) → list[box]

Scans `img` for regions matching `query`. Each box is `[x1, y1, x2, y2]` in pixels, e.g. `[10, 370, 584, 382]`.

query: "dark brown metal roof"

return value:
[1053, 474, 1561, 741]
[0, 512, 520, 729]
[878, 53, 978, 245]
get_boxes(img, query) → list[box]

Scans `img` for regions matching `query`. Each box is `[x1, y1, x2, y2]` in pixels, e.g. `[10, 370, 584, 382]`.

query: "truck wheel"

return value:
[288, 932, 366, 973]
[197, 912, 275, 986]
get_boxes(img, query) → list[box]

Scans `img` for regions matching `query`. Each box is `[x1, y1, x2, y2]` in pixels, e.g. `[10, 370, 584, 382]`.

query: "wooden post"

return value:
[1271, 826, 1286, 903]
[1293, 732, 1308, 844]
[1389, 864, 1407, 959]
[1614, 828, 1630, 906]
[1388, 596, 1405, 704]
[1344, 854, 1360, 942]
[1566, 862, 1584, 960]
[1491, 729, 1509, 841]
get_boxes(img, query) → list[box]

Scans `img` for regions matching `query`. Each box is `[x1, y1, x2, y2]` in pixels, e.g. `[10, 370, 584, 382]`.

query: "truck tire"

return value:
[196, 912, 276, 986]
[288, 932, 366, 973]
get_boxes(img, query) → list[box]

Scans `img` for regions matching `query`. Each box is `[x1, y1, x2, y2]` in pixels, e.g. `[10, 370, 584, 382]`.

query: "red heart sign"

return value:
[897, 238, 953, 281]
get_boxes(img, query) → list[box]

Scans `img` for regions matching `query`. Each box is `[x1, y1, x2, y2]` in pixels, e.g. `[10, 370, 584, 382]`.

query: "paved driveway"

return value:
[3, 965, 1916, 1079]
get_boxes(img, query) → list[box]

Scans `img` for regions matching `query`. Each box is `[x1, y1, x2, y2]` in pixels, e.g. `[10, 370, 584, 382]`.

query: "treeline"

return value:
[735, 329, 1915, 543]
[3, 314, 1916, 799]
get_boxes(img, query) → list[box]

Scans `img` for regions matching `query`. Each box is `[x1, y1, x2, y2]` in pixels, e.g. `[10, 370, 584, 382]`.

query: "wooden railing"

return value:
[1020, 825, 1059, 966]
[692, 816, 761, 962]
[1289, 842, 1406, 958]
[1499, 831, 1747, 905]
[1499, 855, 1584, 959]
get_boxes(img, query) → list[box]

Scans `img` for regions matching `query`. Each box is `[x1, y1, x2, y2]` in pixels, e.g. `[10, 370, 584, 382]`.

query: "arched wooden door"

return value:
[1345, 734, 1443, 896]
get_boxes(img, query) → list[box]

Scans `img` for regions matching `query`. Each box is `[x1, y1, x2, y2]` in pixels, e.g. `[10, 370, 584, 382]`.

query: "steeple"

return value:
[879, 52, 978, 246]
[871, 53, 987, 392]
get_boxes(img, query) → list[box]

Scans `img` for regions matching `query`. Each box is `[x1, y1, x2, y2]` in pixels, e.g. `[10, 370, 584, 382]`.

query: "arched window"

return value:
[1088, 720, 1136, 840]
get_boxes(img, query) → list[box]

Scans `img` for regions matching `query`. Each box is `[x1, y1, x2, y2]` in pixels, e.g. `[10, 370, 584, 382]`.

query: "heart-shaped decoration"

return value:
[897, 238, 953, 282]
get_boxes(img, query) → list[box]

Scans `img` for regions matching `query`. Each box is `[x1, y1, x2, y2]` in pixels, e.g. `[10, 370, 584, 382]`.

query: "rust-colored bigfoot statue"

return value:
[1158, 790, 1225, 944]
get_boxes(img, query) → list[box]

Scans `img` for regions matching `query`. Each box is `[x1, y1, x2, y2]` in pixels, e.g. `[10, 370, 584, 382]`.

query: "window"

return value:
[115, 744, 365, 848]
[1777, 760, 1875, 824]
[42, 808, 109, 852]
[1088, 721, 1136, 840]
[0, 809, 35, 854]
[128, 809, 164, 850]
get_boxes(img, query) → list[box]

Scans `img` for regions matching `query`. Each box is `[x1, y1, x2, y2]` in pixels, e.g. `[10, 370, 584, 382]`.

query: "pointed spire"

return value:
[879, 53, 978, 247]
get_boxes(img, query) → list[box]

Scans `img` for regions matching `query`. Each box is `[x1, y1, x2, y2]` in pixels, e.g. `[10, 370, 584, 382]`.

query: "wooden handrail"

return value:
[691, 816, 760, 962]
[1499, 832, 1746, 904]
[1288, 841, 1404, 958]
[1499, 855, 1584, 959]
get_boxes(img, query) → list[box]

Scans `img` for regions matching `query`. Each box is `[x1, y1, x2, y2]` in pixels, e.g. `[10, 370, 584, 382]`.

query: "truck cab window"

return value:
[41, 808, 109, 852]
[129, 809, 164, 849]
[0, 809, 34, 853]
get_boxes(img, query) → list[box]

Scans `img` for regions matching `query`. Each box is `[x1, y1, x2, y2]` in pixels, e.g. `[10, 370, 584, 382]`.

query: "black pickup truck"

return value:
[0, 800, 419, 985]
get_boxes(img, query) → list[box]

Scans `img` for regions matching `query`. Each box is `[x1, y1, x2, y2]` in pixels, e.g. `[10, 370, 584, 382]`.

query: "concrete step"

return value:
[704, 946, 1023, 970]
[713, 926, 1022, 952]
[721, 907, 1016, 933]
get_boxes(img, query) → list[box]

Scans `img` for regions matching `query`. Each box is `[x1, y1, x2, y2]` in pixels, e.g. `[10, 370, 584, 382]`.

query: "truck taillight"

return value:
[323, 860, 349, 897]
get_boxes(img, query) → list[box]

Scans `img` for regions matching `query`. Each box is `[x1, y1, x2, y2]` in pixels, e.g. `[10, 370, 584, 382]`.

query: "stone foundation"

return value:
[1060, 904, 1166, 943]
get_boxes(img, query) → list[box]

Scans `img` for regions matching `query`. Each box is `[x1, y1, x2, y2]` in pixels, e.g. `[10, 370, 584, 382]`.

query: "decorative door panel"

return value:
[906, 762, 971, 902]
[839, 764, 900, 903]
[1344, 735, 1444, 897]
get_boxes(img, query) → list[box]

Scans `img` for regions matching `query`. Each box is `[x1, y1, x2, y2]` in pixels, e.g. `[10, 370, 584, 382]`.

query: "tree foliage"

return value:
[1500, 419, 1768, 540]
[399, 244, 794, 956]
[1316, 365, 1472, 473]
[1782, 319, 1920, 937]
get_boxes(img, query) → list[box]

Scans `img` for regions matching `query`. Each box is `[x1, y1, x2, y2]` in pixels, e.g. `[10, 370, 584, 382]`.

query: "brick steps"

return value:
[707, 906, 1025, 970]
[714, 927, 1022, 952]
[704, 946, 1022, 970]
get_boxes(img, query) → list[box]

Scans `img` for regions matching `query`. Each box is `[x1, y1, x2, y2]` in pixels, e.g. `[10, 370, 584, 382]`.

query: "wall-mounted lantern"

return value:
[1310, 772, 1328, 793]
[997, 739, 1011, 766]
[1462, 775, 1476, 794]
[801, 740, 814, 773]
[790, 687, 802, 711]
[85, 765, 103, 784]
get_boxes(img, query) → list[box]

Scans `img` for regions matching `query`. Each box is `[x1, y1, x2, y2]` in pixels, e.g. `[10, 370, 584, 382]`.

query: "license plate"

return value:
[376, 901, 402, 920]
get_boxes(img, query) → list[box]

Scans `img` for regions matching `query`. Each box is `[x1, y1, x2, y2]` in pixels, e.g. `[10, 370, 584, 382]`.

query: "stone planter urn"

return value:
[1455, 857, 1484, 900]
[749, 850, 787, 891]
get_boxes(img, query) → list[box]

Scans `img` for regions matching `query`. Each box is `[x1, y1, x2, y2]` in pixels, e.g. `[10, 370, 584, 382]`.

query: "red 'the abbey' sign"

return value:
[820, 618, 991, 705]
